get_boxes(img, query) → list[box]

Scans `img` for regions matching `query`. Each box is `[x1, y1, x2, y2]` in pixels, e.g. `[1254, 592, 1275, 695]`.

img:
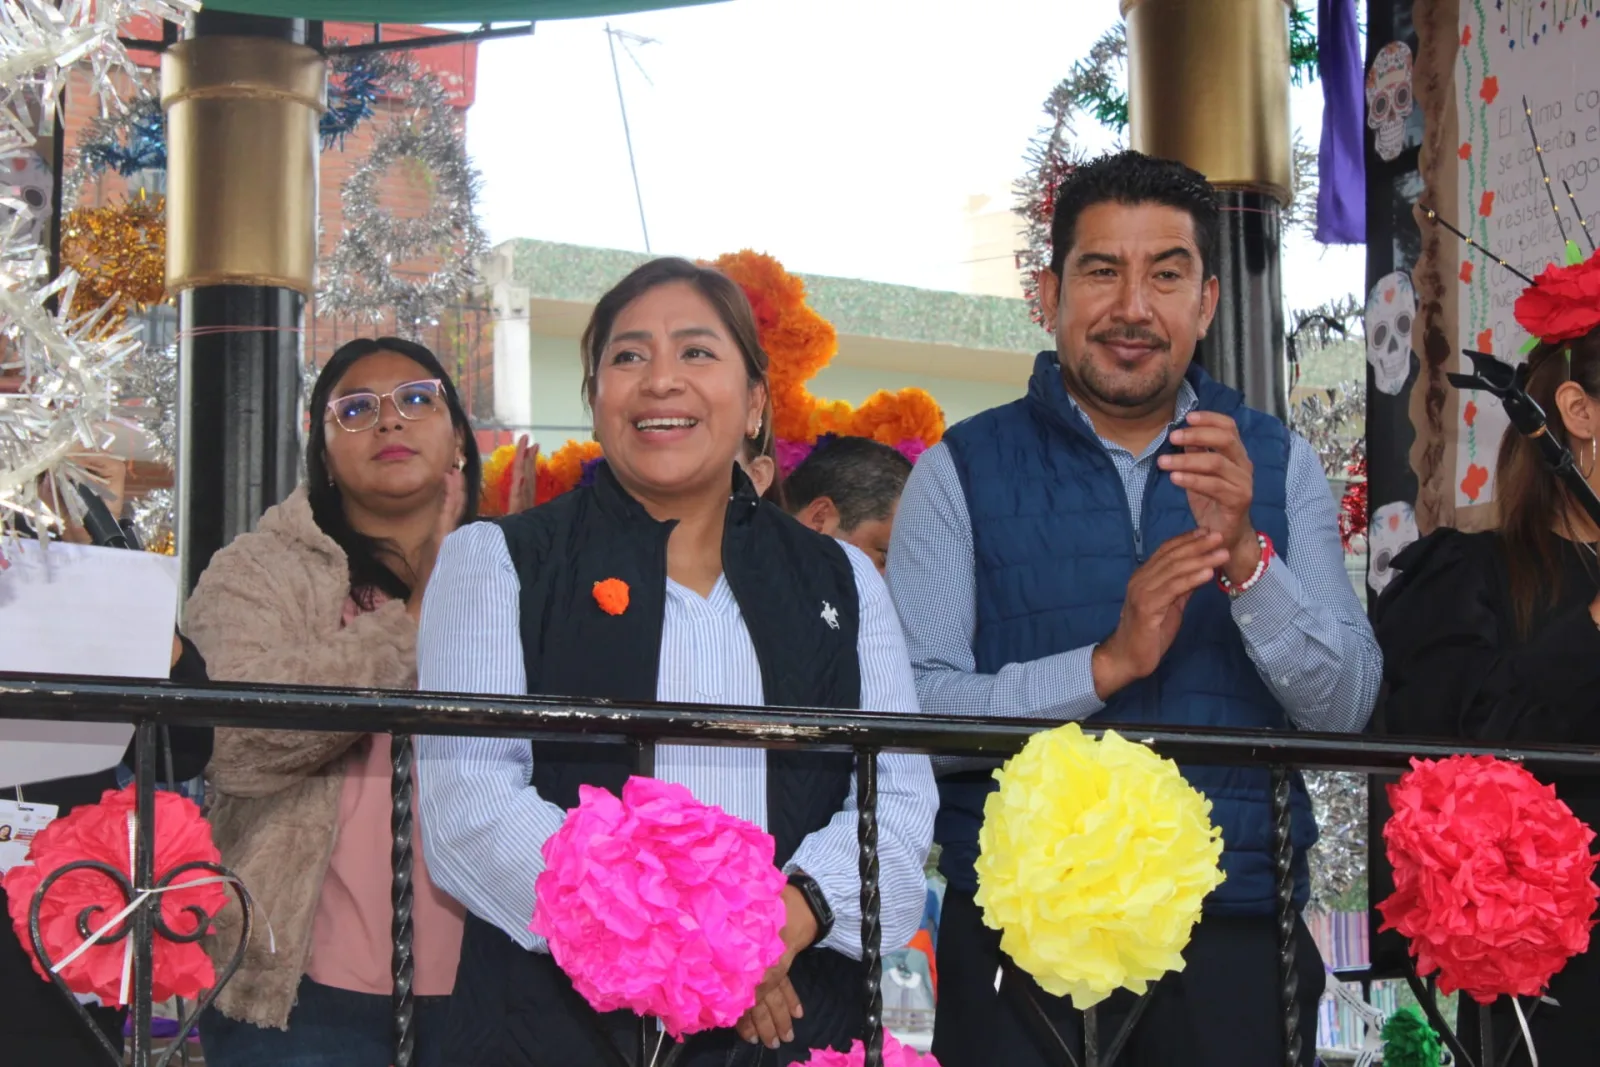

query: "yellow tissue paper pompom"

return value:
[975, 723, 1226, 1009]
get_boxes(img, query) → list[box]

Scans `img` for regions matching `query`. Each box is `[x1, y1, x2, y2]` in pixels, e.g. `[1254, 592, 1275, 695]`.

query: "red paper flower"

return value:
[1513, 250, 1600, 343]
[1378, 756, 1600, 1004]
[593, 578, 630, 616]
[3, 787, 227, 1004]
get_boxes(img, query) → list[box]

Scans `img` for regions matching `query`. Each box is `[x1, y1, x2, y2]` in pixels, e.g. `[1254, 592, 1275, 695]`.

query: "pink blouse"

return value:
[304, 593, 465, 997]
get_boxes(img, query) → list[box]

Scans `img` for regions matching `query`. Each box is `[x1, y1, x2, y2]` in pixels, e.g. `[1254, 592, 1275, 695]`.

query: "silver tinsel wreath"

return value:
[318, 55, 487, 337]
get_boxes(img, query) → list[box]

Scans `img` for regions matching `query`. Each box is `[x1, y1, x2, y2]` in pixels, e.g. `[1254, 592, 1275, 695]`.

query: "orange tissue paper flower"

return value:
[480, 443, 519, 517]
[536, 440, 605, 505]
[593, 578, 630, 616]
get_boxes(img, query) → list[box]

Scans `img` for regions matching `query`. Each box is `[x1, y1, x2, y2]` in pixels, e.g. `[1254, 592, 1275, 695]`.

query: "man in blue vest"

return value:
[887, 150, 1380, 1066]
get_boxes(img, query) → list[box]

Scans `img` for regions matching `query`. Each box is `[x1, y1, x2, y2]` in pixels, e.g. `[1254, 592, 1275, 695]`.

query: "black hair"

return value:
[783, 436, 912, 531]
[306, 337, 481, 603]
[1048, 150, 1220, 280]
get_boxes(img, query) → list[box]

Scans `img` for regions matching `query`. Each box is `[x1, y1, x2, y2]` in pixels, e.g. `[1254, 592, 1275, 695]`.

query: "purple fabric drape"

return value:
[1316, 0, 1365, 244]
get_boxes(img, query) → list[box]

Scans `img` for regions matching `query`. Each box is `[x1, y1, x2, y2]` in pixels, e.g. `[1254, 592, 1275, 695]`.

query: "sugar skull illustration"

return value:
[1367, 271, 1416, 396]
[1366, 41, 1414, 162]
[0, 152, 53, 248]
[1368, 501, 1419, 595]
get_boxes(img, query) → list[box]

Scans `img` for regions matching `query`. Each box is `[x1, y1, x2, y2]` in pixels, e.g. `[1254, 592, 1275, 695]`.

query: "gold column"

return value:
[1120, 0, 1293, 202]
[161, 36, 325, 293]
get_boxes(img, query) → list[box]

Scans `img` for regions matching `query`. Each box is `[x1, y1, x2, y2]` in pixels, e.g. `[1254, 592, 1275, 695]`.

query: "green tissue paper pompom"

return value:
[1381, 1005, 1442, 1067]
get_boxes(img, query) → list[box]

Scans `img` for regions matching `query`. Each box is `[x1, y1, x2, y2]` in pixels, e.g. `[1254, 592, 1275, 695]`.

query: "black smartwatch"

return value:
[786, 871, 834, 946]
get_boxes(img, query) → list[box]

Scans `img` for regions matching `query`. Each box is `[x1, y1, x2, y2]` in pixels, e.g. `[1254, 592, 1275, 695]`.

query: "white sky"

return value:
[463, 0, 1364, 311]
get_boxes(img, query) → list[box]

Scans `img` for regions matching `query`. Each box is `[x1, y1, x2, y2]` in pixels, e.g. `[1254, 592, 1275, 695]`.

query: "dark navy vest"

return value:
[940, 353, 1315, 915]
[442, 463, 867, 1066]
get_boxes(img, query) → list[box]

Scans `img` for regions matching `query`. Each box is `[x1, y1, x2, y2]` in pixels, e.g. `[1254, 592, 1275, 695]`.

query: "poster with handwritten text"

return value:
[1454, 1, 1598, 507]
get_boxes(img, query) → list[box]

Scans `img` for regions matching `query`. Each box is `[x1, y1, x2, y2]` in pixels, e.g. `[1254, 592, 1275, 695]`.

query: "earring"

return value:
[455, 456, 466, 472]
[749, 416, 763, 441]
[1586, 437, 1598, 480]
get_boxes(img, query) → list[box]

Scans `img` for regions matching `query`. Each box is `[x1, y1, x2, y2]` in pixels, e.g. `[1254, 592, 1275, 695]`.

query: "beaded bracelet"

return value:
[1216, 532, 1274, 599]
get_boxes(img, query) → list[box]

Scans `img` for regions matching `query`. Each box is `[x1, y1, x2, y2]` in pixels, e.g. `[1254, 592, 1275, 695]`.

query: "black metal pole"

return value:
[390, 734, 417, 1067]
[1199, 190, 1287, 421]
[1270, 766, 1300, 1067]
[130, 722, 159, 1067]
[857, 749, 883, 1067]
[1083, 1005, 1098, 1067]
[175, 11, 309, 597]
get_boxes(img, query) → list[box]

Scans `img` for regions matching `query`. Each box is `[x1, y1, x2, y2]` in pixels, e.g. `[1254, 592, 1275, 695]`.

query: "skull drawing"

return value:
[0, 152, 53, 248]
[1366, 41, 1414, 162]
[1368, 501, 1419, 595]
[1366, 271, 1416, 396]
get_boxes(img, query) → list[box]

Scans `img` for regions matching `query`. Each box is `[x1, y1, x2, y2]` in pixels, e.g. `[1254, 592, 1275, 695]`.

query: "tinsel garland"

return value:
[318, 54, 487, 334]
[60, 194, 166, 331]
[66, 52, 391, 202]
[1380, 1007, 1442, 1067]
[130, 487, 174, 554]
[1304, 770, 1368, 909]
[114, 342, 176, 468]
[0, 0, 194, 541]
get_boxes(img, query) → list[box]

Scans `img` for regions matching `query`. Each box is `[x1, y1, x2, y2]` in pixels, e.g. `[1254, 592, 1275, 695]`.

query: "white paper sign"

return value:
[0, 799, 58, 874]
[0, 540, 179, 790]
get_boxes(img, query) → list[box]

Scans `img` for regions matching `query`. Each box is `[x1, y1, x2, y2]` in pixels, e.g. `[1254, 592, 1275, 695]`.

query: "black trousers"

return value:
[931, 888, 1324, 1067]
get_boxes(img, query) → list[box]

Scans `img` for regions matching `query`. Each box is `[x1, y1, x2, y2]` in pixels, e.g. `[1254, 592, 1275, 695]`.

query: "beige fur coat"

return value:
[185, 487, 417, 1029]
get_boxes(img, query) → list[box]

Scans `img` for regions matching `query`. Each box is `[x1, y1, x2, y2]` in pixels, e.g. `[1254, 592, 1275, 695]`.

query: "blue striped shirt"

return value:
[887, 380, 1380, 745]
[414, 522, 937, 959]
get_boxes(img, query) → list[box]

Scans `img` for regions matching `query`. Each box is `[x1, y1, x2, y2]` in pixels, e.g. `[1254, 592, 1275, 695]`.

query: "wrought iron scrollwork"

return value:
[27, 857, 252, 1067]
[856, 748, 883, 1067]
[1269, 766, 1301, 1067]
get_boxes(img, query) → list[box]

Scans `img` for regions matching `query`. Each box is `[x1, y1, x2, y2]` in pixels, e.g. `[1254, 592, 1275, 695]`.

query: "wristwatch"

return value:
[786, 871, 834, 945]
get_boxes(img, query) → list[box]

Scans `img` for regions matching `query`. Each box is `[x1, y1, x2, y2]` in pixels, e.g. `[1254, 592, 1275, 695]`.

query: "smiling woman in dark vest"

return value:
[414, 258, 937, 1067]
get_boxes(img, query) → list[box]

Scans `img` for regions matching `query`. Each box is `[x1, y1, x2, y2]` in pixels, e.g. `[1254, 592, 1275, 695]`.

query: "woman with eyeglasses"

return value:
[185, 338, 480, 1067]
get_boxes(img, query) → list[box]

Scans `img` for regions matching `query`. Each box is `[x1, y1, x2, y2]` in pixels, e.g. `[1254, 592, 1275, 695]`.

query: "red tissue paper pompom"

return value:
[3, 787, 227, 1004]
[1378, 756, 1599, 1004]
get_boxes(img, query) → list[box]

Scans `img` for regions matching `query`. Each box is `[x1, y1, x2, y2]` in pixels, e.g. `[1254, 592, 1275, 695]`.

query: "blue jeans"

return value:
[200, 977, 451, 1067]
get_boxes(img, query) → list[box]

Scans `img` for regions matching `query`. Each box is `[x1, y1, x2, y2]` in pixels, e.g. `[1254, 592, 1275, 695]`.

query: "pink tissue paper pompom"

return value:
[799, 1033, 941, 1066]
[531, 776, 789, 1037]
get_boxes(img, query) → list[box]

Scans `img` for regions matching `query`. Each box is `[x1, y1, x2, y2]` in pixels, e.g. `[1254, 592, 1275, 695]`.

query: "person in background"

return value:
[0, 467, 212, 1065]
[415, 257, 935, 1066]
[186, 338, 479, 1067]
[784, 436, 912, 574]
[887, 151, 1379, 1066]
[1377, 330, 1600, 1065]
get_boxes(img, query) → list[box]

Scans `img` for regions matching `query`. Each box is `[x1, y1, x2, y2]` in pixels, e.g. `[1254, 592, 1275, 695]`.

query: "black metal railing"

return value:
[6, 672, 1600, 1067]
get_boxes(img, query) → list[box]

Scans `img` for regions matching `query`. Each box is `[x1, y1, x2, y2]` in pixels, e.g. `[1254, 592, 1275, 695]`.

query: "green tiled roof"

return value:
[502, 239, 1043, 354]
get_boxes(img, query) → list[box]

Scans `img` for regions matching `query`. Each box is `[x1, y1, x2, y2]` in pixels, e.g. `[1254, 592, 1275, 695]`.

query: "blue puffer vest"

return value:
[939, 352, 1315, 916]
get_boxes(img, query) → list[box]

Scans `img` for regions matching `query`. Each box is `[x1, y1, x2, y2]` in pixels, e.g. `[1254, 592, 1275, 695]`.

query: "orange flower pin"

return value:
[593, 578, 630, 616]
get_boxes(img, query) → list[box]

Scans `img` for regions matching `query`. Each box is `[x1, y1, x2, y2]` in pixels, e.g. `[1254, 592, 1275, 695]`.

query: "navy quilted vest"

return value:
[940, 353, 1314, 915]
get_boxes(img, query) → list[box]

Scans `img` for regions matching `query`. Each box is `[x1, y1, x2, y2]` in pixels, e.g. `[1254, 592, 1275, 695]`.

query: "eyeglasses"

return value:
[326, 379, 446, 432]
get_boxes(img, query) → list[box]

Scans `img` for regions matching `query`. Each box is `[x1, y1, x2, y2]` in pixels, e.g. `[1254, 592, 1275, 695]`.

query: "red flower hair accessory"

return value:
[3, 787, 229, 1004]
[1513, 249, 1600, 345]
[1378, 755, 1599, 1004]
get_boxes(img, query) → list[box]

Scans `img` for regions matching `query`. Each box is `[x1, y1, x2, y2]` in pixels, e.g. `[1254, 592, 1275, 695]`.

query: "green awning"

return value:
[200, 1, 722, 21]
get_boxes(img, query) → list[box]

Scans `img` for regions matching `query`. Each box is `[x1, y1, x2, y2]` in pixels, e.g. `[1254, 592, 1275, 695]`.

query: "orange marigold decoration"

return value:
[537, 440, 605, 504]
[592, 578, 630, 615]
[480, 443, 519, 517]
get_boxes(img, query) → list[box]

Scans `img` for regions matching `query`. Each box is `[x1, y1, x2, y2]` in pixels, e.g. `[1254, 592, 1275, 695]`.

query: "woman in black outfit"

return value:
[1377, 329, 1600, 1065]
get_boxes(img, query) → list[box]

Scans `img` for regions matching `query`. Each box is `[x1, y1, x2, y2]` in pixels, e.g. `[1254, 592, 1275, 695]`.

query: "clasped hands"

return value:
[1091, 411, 1263, 700]
[734, 882, 818, 1050]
